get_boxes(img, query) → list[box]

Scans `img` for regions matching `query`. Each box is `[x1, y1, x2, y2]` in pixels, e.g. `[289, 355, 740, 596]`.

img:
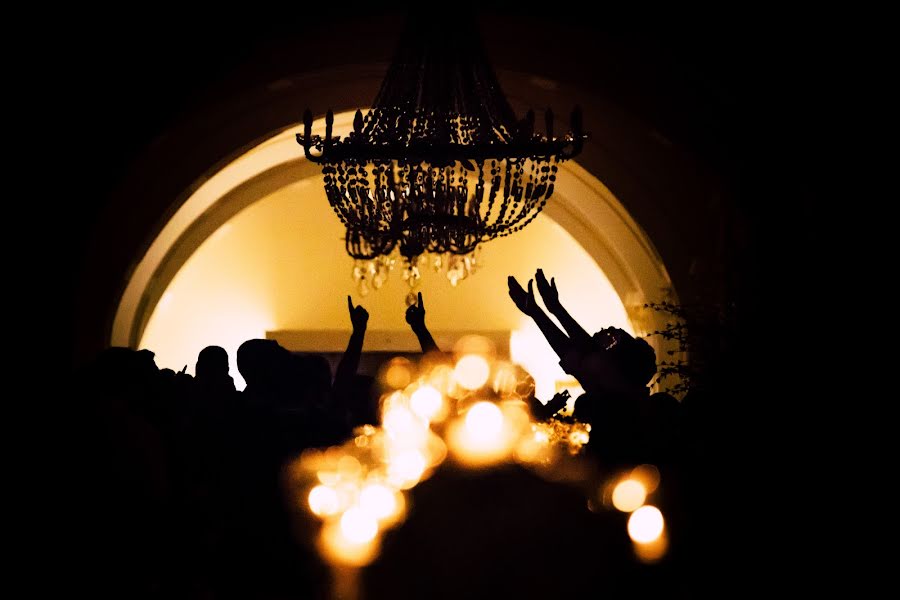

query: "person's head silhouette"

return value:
[237, 339, 288, 389]
[196, 345, 229, 380]
[576, 328, 657, 395]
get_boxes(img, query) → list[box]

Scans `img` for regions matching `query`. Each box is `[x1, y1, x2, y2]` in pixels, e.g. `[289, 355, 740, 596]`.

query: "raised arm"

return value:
[528, 389, 570, 421]
[508, 276, 573, 360]
[333, 295, 369, 403]
[535, 269, 592, 349]
[405, 292, 440, 353]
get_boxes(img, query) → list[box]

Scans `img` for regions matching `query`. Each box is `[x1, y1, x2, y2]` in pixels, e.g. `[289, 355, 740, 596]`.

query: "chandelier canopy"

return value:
[298, 19, 586, 294]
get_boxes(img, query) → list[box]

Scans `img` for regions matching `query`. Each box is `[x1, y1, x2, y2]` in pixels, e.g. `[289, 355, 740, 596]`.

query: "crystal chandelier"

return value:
[297, 18, 586, 296]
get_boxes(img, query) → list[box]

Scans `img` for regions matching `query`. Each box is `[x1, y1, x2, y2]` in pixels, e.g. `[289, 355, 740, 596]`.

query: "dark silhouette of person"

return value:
[237, 338, 294, 406]
[76, 347, 173, 597]
[405, 291, 440, 353]
[330, 296, 370, 422]
[509, 269, 676, 466]
[195, 345, 235, 395]
[297, 353, 332, 411]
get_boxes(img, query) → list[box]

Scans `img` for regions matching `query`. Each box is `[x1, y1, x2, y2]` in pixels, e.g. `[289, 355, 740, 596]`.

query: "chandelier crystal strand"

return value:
[300, 17, 585, 292]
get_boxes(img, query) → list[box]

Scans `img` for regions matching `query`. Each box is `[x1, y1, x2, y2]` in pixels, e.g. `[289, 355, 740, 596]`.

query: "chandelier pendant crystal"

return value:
[298, 18, 586, 295]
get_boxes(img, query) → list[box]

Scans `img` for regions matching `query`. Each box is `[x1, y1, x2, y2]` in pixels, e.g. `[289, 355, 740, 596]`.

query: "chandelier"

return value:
[298, 18, 586, 296]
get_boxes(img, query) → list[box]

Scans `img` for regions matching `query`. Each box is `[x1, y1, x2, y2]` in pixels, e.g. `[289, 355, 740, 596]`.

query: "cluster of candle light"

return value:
[286, 336, 667, 571]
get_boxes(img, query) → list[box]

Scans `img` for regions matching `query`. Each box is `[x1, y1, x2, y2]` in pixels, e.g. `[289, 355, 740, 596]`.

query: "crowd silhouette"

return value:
[75, 270, 707, 599]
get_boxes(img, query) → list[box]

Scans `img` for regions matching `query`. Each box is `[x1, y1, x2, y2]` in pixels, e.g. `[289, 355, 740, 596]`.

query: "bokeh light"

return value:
[340, 507, 378, 544]
[452, 334, 496, 358]
[387, 449, 428, 489]
[634, 533, 669, 563]
[454, 354, 491, 390]
[359, 484, 395, 518]
[492, 362, 520, 396]
[612, 479, 647, 513]
[294, 350, 669, 575]
[628, 505, 665, 543]
[465, 402, 504, 441]
[410, 384, 444, 421]
[308, 485, 340, 517]
[381, 357, 413, 389]
[319, 521, 380, 567]
[630, 464, 661, 494]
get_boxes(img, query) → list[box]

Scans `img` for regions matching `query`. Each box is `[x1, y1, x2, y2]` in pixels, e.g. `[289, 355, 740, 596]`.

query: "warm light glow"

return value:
[514, 424, 552, 464]
[453, 334, 496, 357]
[422, 431, 448, 467]
[410, 385, 444, 421]
[454, 355, 490, 390]
[137, 188, 634, 392]
[492, 362, 520, 396]
[509, 322, 571, 401]
[308, 485, 340, 517]
[447, 402, 518, 466]
[122, 114, 673, 577]
[612, 479, 647, 513]
[426, 364, 455, 396]
[359, 483, 401, 522]
[382, 357, 413, 389]
[465, 402, 504, 441]
[628, 505, 665, 543]
[631, 464, 661, 494]
[319, 521, 380, 567]
[383, 405, 424, 442]
[126, 112, 652, 403]
[340, 507, 378, 544]
[633, 532, 669, 563]
[567, 427, 590, 447]
[387, 449, 427, 489]
[337, 455, 362, 478]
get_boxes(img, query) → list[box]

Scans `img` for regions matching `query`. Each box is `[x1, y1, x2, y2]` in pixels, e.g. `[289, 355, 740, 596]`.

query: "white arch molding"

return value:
[112, 112, 677, 385]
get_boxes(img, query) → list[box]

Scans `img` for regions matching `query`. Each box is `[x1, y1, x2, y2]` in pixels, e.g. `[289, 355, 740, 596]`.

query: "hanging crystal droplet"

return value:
[373, 261, 388, 289]
[358, 278, 370, 296]
[407, 265, 421, 288]
[432, 254, 443, 272]
[446, 255, 466, 285]
[378, 254, 396, 272]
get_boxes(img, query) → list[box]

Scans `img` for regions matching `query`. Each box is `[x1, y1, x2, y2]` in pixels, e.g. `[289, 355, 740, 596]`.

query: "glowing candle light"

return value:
[454, 355, 490, 390]
[410, 384, 444, 421]
[359, 484, 396, 519]
[340, 507, 378, 544]
[612, 479, 647, 513]
[465, 402, 504, 441]
[628, 505, 665, 543]
[308, 485, 340, 517]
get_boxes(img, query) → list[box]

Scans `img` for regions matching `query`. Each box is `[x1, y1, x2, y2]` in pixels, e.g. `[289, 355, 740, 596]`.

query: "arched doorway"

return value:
[112, 112, 676, 392]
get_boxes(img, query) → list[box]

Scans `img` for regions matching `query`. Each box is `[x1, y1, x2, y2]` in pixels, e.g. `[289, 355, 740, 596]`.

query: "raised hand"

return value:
[508, 276, 538, 316]
[405, 291, 426, 331]
[347, 295, 369, 332]
[535, 269, 561, 313]
[545, 389, 570, 416]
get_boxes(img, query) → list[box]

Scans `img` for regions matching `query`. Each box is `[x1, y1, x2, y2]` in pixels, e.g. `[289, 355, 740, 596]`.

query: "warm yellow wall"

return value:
[140, 178, 631, 390]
